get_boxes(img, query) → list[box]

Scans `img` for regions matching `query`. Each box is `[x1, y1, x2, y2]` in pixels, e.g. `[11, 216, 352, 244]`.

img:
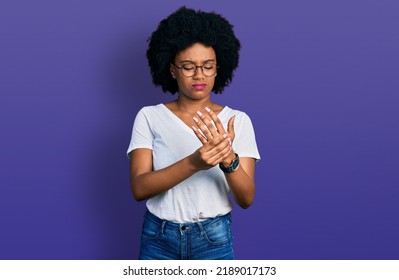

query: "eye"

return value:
[182, 64, 195, 70]
[203, 64, 215, 70]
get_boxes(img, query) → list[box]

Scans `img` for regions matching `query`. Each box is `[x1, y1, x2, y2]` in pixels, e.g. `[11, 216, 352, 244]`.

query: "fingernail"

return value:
[205, 107, 211, 112]
[223, 134, 227, 138]
[197, 111, 203, 117]
[192, 126, 197, 131]
[193, 116, 199, 123]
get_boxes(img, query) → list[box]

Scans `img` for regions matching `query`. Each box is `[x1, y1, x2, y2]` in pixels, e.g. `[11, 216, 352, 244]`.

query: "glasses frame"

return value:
[173, 63, 218, 77]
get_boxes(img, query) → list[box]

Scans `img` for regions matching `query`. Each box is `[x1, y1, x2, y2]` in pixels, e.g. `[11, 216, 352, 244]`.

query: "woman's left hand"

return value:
[192, 106, 256, 209]
[192, 107, 236, 166]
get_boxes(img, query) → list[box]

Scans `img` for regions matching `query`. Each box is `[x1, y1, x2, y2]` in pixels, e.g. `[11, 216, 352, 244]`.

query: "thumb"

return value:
[227, 115, 235, 134]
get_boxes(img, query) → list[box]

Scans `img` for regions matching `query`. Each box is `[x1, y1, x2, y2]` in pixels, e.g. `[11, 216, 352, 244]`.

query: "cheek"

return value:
[175, 77, 190, 89]
[209, 76, 216, 85]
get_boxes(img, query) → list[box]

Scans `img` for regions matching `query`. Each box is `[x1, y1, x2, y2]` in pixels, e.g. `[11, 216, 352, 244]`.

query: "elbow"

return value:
[132, 187, 146, 202]
[130, 179, 146, 202]
[234, 193, 254, 209]
[236, 186, 255, 209]
[239, 198, 254, 209]
[132, 191, 145, 202]
[131, 186, 147, 202]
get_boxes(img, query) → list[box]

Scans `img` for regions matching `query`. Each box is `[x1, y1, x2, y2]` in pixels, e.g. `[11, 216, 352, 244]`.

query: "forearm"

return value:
[131, 155, 197, 201]
[225, 166, 255, 208]
[221, 152, 256, 209]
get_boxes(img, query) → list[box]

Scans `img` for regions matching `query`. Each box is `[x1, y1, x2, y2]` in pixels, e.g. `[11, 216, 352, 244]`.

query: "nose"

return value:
[193, 66, 205, 80]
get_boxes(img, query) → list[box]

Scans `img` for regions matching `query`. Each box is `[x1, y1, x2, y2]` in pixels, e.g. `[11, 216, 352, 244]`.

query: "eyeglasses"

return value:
[174, 62, 218, 77]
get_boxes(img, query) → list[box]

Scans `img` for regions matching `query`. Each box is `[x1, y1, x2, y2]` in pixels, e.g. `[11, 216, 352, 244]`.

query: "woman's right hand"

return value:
[190, 132, 232, 170]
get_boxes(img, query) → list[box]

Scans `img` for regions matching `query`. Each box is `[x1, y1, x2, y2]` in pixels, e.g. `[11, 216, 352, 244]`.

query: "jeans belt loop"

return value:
[196, 221, 205, 236]
[161, 221, 167, 234]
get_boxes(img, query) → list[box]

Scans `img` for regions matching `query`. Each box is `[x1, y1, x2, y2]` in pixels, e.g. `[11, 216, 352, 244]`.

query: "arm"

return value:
[193, 108, 256, 209]
[130, 134, 232, 201]
[130, 148, 197, 201]
[222, 154, 256, 209]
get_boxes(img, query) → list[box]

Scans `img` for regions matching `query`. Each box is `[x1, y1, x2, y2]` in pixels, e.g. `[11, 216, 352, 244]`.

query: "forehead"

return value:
[175, 43, 216, 62]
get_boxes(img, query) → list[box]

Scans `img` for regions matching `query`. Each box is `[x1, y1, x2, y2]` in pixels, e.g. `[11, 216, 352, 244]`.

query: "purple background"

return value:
[1, 0, 398, 259]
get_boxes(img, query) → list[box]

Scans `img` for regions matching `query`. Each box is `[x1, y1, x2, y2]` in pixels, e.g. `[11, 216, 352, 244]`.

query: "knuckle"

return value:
[210, 138, 220, 145]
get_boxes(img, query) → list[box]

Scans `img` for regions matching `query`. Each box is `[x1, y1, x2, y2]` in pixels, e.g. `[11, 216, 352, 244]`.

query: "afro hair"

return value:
[146, 6, 241, 94]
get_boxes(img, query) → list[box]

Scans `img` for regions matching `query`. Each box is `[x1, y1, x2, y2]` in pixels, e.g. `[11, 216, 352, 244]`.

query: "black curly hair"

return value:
[146, 6, 241, 94]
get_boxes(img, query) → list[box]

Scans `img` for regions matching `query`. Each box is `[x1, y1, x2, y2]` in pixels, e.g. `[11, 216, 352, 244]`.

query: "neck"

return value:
[176, 97, 214, 114]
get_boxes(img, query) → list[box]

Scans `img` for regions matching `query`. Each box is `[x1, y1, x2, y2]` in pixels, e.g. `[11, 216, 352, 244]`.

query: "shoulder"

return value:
[132, 104, 166, 127]
[136, 104, 165, 117]
[138, 104, 164, 113]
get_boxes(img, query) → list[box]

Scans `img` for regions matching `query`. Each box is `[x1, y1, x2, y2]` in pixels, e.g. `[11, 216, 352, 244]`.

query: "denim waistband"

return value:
[144, 209, 231, 233]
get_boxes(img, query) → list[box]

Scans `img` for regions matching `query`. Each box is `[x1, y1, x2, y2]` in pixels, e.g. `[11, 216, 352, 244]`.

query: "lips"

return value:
[192, 84, 207, 91]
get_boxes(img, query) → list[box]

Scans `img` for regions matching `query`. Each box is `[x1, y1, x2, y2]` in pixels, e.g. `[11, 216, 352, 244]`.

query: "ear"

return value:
[170, 64, 176, 79]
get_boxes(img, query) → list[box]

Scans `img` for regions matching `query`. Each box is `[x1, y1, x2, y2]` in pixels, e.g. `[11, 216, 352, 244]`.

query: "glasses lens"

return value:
[181, 64, 196, 77]
[202, 63, 216, 76]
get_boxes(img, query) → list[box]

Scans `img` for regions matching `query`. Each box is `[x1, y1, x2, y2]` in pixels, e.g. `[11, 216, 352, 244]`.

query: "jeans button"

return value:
[181, 226, 186, 230]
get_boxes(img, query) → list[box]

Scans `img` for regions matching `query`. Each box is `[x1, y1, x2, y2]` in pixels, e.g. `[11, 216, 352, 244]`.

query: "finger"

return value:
[192, 126, 207, 144]
[195, 134, 230, 167]
[213, 150, 233, 166]
[208, 142, 233, 166]
[227, 115, 235, 141]
[206, 133, 226, 146]
[197, 111, 218, 138]
[205, 107, 226, 135]
[203, 134, 230, 158]
[198, 134, 227, 156]
[193, 115, 213, 140]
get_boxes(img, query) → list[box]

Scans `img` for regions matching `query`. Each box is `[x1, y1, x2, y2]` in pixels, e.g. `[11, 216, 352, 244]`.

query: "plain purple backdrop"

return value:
[1, 0, 398, 259]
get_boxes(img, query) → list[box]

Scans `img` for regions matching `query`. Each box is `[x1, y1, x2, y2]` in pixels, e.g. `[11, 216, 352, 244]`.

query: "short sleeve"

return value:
[126, 108, 154, 158]
[233, 113, 261, 161]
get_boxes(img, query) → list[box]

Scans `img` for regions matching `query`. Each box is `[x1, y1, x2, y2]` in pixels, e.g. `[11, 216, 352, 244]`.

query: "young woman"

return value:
[127, 7, 260, 260]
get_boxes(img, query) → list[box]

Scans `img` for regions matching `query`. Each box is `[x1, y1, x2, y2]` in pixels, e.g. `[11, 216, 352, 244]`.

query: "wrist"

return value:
[187, 153, 201, 172]
[221, 151, 236, 167]
[219, 153, 240, 173]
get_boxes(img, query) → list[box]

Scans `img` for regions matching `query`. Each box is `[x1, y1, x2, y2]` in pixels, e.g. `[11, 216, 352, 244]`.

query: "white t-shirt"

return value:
[127, 104, 260, 223]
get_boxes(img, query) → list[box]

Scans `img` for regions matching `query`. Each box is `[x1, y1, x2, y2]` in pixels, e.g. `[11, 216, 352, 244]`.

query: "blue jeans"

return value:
[138, 210, 234, 260]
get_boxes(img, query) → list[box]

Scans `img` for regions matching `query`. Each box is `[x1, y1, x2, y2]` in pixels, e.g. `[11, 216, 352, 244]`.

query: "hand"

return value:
[193, 107, 235, 145]
[190, 107, 236, 169]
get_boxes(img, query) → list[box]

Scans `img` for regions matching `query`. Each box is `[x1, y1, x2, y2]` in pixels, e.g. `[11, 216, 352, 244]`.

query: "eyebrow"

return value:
[178, 59, 216, 64]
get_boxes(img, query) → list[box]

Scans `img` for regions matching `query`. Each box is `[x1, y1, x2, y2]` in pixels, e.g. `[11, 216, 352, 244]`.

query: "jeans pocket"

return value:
[141, 217, 161, 240]
[202, 219, 231, 245]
